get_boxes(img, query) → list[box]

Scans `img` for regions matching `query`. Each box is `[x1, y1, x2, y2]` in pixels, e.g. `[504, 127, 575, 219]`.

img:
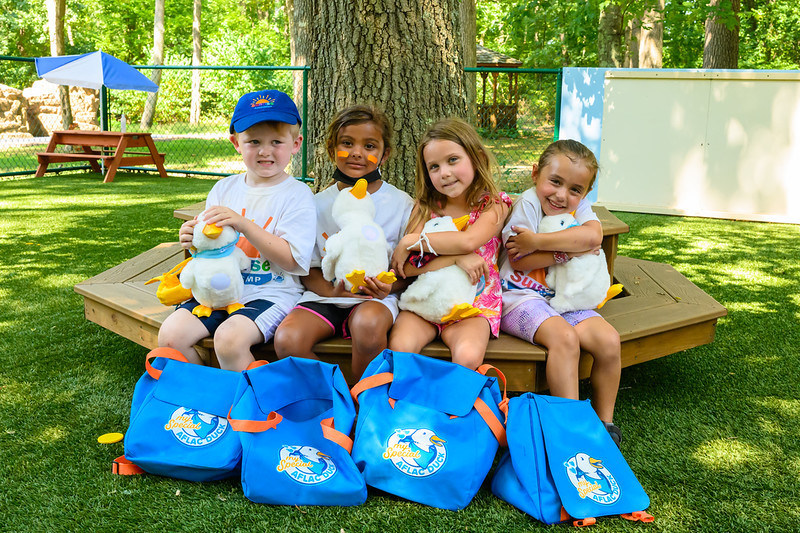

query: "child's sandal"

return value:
[604, 422, 622, 448]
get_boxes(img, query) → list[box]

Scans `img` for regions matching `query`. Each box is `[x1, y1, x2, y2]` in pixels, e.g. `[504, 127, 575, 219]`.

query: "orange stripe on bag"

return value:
[321, 417, 353, 453]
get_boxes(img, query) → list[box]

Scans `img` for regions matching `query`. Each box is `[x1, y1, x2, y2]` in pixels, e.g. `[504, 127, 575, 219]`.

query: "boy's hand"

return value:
[179, 218, 198, 250]
[505, 226, 539, 260]
[455, 253, 490, 285]
[201, 206, 248, 233]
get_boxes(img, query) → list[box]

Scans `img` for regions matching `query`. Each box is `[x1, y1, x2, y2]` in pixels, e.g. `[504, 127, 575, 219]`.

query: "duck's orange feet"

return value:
[191, 305, 213, 318]
[377, 271, 397, 285]
[441, 303, 481, 323]
[345, 270, 367, 293]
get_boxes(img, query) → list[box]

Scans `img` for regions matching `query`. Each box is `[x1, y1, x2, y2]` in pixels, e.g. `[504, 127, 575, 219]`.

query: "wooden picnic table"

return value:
[35, 130, 168, 183]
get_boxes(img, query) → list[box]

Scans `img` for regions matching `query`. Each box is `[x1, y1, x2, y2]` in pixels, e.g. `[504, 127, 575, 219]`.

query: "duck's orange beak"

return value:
[350, 178, 368, 200]
[453, 215, 470, 231]
[202, 223, 223, 239]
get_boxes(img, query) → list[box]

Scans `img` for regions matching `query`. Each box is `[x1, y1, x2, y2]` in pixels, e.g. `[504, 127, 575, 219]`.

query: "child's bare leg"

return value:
[534, 317, 581, 399]
[574, 317, 621, 423]
[213, 315, 264, 371]
[158, 308, 211, 365]
[348, 301, 394, 380]
[273, 308, 333, 359]
[441, 317, 490, 370]
[389, 311, 438, 355]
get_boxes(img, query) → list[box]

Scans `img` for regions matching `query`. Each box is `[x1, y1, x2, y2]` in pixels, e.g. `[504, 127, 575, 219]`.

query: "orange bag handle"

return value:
[477, 363, 509, 419]
[228, 409, 283, 433]
[350, 371, 394, 403]
[321, 417, 354, 453]
[145, 347, 190, 380]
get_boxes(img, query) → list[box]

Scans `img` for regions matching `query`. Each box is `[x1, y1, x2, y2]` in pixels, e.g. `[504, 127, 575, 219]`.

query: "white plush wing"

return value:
[321, 233, 343, 282]
[179, 259, 196, 290]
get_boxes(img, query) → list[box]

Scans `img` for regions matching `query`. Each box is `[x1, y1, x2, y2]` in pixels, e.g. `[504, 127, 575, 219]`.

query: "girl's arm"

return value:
[400, 201, 509, 256]
[506, 220, 602, 261]
[402, 253, 489, 285]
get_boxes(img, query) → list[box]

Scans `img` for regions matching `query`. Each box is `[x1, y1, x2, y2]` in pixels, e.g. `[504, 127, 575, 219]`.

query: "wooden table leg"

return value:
[143, 135, 168, 178]
[104, 136, 130, 183]
[35, 133, 60, 177]
[79, 146, 103, 173]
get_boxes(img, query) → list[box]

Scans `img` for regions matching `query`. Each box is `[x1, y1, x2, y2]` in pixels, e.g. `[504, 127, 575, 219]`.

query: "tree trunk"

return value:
[598, 1, 624, 67]
[639, 0, 664, 68]
[190, 0, 202, 125]
[141, 0, 165, 129]
[290, 0, 469, 194]
[624, 17, 640, 68]
[703, 0, 740, 68]
[461, 0, 477, 125]
[46, 0, 73, 130]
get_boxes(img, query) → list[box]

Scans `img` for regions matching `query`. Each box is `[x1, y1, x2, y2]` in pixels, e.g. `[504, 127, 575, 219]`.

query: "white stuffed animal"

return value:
[179, 215, 251, 317]
[398, 215, 481, 324]
[539, 213, 611, 314]
[321, 178, 397, 292]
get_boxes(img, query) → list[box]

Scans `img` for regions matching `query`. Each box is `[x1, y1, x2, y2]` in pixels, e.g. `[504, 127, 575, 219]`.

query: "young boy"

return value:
[158, 89, 316, 371]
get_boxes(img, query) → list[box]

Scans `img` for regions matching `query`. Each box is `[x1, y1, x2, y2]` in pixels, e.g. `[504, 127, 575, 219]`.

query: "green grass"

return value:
[1, 173, 799, 531]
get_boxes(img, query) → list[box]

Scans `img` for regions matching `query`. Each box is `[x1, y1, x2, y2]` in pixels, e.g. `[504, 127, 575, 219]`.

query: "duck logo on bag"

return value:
[165, 407, 228, 447]
[564, 452, 621, 504]
[276, 445, 337, 484]
[384, 428, 447, 477]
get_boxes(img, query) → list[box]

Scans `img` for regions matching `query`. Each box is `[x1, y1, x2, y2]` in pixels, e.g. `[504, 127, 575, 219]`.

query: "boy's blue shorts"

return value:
[177, 298, 274, 336]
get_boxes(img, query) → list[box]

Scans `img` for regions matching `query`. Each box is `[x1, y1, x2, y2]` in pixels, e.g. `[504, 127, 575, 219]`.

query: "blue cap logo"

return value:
[230, 89, 301, 133]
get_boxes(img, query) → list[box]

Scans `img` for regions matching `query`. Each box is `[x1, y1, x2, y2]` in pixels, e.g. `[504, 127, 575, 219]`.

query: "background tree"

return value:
[288, 0, 471, 193]
[45, 0, 73, 129]
[598, 1, 627, 68]
[703, 0, 740, 68]
[639, 0, 663, 68]
[140, 0, 165, 129]
[190, 0, 202, 125]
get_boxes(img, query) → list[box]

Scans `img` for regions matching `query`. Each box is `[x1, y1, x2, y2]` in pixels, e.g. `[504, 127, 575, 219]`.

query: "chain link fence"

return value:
[1, 57, 559, 192]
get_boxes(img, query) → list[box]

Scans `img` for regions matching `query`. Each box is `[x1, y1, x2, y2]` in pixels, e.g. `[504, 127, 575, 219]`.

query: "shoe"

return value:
[604, 422, 622, 448]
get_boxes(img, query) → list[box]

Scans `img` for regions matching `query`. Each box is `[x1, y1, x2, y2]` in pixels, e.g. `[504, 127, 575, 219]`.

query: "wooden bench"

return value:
[74, 218, 727, 390]
[36, 130, 168, 183]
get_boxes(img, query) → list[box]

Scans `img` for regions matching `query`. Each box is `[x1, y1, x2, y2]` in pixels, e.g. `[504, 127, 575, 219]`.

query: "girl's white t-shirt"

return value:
[297, 181, 414, 310]
[498, 188, 599, 314]
[205, 173, 316, 312]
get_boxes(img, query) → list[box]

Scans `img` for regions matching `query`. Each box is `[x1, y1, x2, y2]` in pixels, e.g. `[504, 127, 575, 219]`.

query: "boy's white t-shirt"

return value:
[499, 188, 600, 314]
[205, 173, 316, 313]
[296, 181, 414, 312]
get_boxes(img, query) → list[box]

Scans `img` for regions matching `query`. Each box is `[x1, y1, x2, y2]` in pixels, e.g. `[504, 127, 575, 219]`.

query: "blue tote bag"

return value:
[491, 394, 652, 525]
[124, 347, 244, 482]
[228, 357, 366, 506]
[350, 350, 508, 510]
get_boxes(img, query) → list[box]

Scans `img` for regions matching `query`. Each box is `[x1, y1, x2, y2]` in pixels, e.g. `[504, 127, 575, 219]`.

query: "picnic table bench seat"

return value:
[74, 203, 727, 390]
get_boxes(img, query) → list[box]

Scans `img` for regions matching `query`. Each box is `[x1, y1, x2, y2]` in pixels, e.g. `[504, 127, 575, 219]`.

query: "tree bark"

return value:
[46, 0, 73, 129]
[624, 17, 640, 68]
[289, 0, 470, 194]
[598, 1, 624, 68]
[639, 0, 664, 68]
[703, 0, 740, 69]
[141, 0, 165, 129]
[461, 0, 477, 125]
[190, 0, 202, 125]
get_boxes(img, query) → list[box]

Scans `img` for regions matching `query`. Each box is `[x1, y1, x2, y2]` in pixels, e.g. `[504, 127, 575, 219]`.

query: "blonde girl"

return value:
[390, 118, 511, 369]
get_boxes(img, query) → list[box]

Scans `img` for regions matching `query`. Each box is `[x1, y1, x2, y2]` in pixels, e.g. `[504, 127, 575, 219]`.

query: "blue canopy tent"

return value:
[35, 51, 158, 131]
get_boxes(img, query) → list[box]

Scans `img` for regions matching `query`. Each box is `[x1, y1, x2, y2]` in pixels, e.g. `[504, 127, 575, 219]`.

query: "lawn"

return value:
[1, 173, 798, 532]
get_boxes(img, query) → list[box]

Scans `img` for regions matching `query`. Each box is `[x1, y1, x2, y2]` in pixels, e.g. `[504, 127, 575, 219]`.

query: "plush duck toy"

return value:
[179, 216, 251, 317]
[539, 213, 622, 313]
[398, 215, 481, 323]
[321, 178, 397, 293]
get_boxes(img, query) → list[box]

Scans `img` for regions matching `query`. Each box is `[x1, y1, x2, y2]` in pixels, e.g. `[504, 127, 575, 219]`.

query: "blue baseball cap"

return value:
[229, 89, 301, 133]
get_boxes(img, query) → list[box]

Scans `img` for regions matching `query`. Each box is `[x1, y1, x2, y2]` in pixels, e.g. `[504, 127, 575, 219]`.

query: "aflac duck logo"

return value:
[384, 428, 447, 477]
[276, 445, 337, 484]
[564, 453, 621, 504]
[165, 407, 228, 447]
